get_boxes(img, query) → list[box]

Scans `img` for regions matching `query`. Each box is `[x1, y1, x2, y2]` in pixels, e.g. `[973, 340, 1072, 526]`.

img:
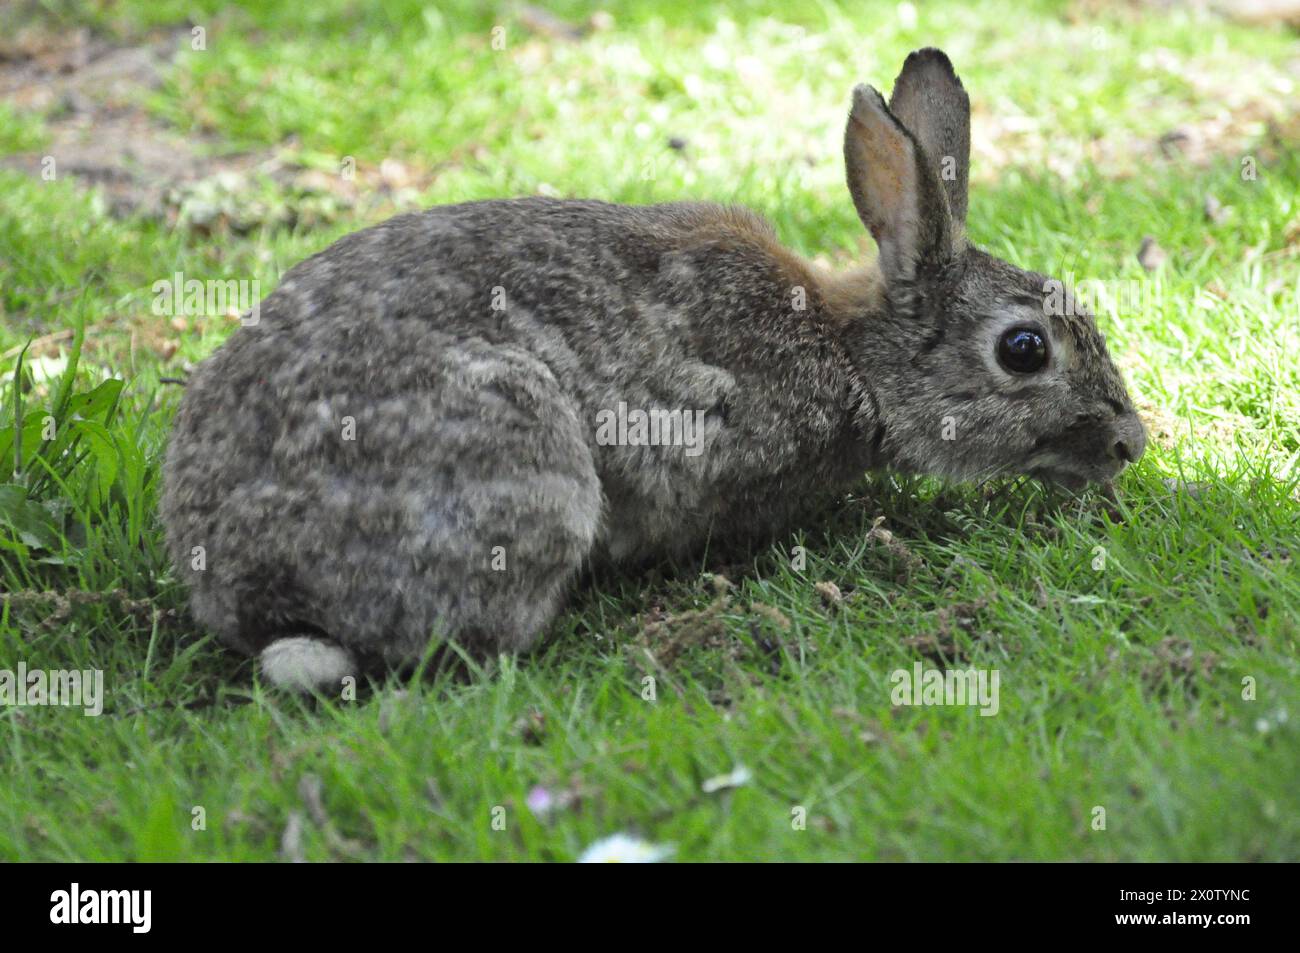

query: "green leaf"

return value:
[65, 378, 125, 423]
[0, 483, 62, 551]
[68, 418, 121, 506]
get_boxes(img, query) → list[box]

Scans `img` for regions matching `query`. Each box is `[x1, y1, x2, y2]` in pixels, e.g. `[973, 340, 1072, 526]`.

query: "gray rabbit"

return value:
[161, 49, 1146, 690]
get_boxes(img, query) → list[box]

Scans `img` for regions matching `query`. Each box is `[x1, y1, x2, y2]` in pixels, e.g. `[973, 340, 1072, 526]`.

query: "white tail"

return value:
[260, 636, 355, 692]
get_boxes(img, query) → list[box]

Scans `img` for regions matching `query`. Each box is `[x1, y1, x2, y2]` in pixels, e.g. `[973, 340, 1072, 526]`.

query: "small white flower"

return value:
[577, 834, 674, 863]
[702, 764, 753, 794]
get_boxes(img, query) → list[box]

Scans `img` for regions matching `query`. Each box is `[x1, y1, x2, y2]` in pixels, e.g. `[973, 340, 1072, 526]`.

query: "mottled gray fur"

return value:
[161, 49, 1144, 686]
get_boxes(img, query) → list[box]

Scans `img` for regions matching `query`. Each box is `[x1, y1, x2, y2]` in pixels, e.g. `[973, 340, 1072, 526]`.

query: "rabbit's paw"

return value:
[259, 636, 356, 693]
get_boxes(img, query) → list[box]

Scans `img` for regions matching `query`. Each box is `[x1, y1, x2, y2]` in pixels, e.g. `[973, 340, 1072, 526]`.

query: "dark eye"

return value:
[996, 326, 1049, 374]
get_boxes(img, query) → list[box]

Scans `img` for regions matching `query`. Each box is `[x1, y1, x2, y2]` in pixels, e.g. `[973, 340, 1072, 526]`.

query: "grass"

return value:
[1, 0, 1298, 861]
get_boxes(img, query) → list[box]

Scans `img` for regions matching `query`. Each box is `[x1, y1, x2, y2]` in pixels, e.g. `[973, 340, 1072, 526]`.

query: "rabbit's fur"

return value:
[162, 49, 1145, 689]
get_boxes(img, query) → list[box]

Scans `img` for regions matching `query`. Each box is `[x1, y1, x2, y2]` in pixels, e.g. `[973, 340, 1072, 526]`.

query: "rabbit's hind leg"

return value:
[289, 342, 606, 665]
[403, 408, 605, 660]
[166, 333, 603, 678]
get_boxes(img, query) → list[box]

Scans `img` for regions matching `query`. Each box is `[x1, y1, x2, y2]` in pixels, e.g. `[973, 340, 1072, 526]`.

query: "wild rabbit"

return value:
[162, 48, 1145, 690]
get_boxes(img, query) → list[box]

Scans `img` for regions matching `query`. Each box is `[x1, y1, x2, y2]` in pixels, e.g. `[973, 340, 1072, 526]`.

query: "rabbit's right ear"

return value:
[843, 84, 954, 289]
[887, 48, 971, 229]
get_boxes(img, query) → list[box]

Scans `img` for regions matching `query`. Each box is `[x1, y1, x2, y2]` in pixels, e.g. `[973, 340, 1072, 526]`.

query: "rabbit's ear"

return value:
[844, 84, 953, 285]
[887, 48, 971, 229]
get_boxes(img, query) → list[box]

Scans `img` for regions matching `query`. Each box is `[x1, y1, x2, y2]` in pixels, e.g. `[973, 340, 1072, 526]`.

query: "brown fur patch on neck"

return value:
[813, 262, 885, 323]
[668, 203, 884, 327]
[678, 205, 812, 275]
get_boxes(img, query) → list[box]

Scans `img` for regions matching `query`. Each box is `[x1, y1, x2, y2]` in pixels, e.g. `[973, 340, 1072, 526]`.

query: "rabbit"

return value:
[161, 48, 1146, 691]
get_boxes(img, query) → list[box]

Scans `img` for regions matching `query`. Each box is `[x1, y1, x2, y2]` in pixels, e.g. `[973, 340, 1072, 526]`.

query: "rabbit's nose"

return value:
[1108, 414, 1147, 465]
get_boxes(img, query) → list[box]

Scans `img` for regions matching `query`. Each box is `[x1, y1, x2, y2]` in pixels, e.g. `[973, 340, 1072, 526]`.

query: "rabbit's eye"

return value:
[996, 327, 1049, 374]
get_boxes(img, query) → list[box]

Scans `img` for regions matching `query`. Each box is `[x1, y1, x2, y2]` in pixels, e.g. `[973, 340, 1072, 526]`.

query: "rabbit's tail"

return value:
[259, 635, 356, 693]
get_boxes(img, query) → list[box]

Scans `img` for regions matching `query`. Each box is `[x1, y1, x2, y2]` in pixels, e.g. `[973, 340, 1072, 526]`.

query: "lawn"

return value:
[1, 0, 1297, 861]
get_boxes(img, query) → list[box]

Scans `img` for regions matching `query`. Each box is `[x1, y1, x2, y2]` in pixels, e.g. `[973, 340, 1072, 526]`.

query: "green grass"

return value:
[1, 0, 1297, 861]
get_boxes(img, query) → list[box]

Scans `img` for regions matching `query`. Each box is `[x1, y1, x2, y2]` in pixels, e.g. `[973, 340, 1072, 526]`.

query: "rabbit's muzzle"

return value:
[1106, 413, 1147, 467]
[1029, 410, 1147, 489]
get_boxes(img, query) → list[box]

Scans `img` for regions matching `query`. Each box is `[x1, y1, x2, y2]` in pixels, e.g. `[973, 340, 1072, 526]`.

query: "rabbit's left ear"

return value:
[888, 48, 971, 231]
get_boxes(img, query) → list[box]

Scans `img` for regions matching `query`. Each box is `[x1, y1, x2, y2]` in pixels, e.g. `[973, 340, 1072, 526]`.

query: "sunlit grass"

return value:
[0, 0, 1296, 860]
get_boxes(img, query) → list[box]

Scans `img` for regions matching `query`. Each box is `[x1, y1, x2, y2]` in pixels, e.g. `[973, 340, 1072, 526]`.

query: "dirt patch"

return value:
[1130, 392, 1261, 454]
[1, 26, 234, 217]
[1141, 635, 1218, 690]
[866, 516, 927, 582]
[0, 24, 428, 226]
[634, 573, 737, 668]
[902, 596, 996, 666]
[629, 573, 808, 686]
[1, 587, 176, 633]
